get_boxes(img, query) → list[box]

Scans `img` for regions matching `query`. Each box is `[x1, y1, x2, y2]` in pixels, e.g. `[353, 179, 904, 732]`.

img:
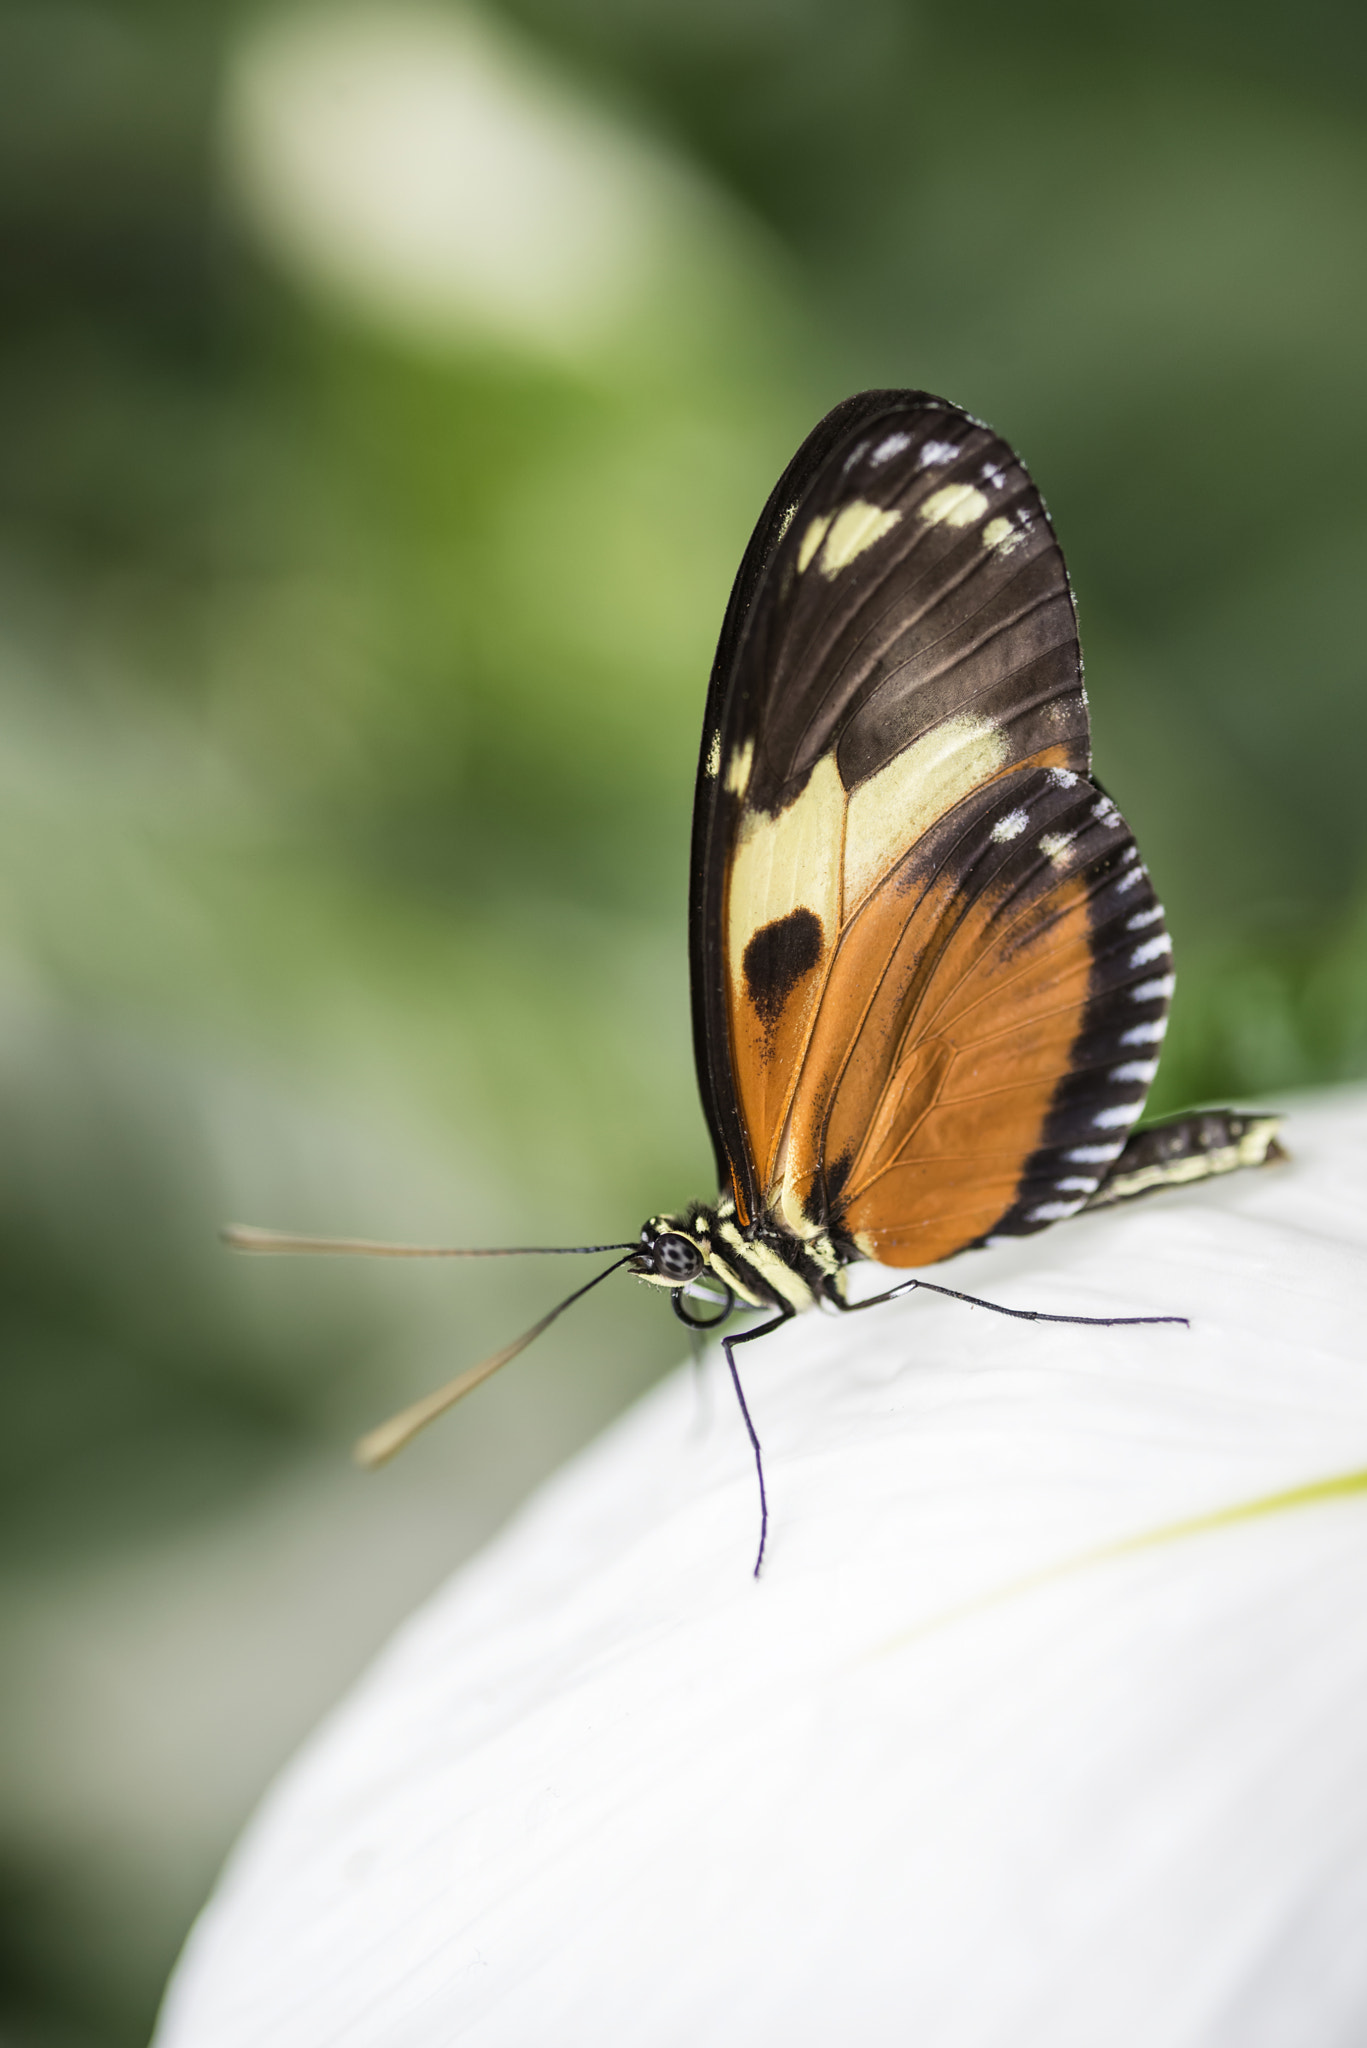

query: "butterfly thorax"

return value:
[631, 1195, 849, 1315]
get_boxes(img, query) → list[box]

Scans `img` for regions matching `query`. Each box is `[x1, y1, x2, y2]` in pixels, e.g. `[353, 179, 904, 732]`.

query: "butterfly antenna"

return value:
[222, 1225, 638, 1258]
[352, 1251, 637, 1469]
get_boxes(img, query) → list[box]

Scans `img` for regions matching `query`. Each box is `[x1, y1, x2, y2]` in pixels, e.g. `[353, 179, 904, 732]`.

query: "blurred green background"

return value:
[1, 0, 1365, 2037]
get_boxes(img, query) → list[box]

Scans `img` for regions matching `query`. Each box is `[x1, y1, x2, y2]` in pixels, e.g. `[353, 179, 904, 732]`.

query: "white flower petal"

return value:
[156, 1092, 1367, 2048]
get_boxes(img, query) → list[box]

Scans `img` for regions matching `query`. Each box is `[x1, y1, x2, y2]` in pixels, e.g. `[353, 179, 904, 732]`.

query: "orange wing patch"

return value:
[826, 861, 1095, 1265]
[771, 767, 1137, 1264]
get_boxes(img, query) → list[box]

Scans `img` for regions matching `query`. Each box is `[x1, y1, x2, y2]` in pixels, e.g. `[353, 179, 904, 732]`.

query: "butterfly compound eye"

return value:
[654, 1233, 704, 1284]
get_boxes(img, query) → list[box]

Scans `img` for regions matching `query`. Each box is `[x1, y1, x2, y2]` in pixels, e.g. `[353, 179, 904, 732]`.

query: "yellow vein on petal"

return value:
[869, 1465, 1367, 1663]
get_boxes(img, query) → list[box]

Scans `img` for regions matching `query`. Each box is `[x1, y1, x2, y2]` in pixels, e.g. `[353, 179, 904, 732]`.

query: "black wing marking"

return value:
[966, 790, 1177, 1243]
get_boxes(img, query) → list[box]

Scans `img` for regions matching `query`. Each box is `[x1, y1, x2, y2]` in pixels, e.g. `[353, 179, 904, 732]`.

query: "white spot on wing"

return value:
[1026, 1200, 1082, 1222]
[918, 439, 960, 468]
[724, 737, 753, 797]
[1132, 974, 1175, 1001]
[1055, 1176, 1099, 1193]
[797, 513, 831, 573]
[1109, 1059, 1158, 1084]
[1068, 1142, 1124, 1163]
[1038, 831, 1076, 864]
[991, 808, 1029, 842]
[816, 500, 903, 576]
[1119, 1018, 1167, 1046]
[1049, 767, 1079, 788]
[980, 460, 1007, 491]
[1130, 933, 1173, 967]
[982, 515, 1025, 556]
[869, 431, 911, 466]
[920, 482, 988, 528]
[704, 730, 721, 778]
[1125, 904, 1164, 929]
[1093, 1101, 1146, 1128]
[1092, 796, 1121, 827]
[1115, 864, 1147, 893]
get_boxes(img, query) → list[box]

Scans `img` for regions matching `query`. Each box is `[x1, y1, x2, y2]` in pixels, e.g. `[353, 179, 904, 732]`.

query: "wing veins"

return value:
[770, 475, 1032, 710]
[810, 789, 1107, 1203]
[911, 870, 1093, 1043]
[771, 515, 1065, 780]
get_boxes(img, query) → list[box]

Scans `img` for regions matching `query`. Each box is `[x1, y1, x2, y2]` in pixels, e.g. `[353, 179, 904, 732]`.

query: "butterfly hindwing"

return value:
[813, 771, 1172, 1263]
[691, 391, 1173, 1262]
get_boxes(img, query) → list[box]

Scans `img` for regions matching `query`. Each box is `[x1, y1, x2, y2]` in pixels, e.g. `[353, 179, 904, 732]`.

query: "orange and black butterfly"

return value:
[230, 391, 1282, 1571]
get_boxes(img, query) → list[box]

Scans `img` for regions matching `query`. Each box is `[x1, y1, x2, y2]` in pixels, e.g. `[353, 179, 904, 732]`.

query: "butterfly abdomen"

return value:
[1083, 1111, 1284, 1209]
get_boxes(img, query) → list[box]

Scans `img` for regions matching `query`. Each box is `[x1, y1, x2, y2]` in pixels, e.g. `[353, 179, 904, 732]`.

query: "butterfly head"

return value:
[630, 1214, 712, 1289]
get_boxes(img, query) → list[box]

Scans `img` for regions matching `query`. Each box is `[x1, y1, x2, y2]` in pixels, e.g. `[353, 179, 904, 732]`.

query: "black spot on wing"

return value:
[807, 1144, 855, 1227]
[743, 908, 823, 1028]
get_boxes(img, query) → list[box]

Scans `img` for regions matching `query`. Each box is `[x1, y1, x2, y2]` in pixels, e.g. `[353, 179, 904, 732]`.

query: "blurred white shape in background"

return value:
[222, 2, 737, 359]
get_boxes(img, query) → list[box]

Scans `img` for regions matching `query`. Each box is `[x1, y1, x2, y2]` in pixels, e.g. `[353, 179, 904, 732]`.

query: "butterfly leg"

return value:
[830, 1276, 922, 1317]
[832, 1276, 1185, 1329]
[720, 1306, 794, 1580]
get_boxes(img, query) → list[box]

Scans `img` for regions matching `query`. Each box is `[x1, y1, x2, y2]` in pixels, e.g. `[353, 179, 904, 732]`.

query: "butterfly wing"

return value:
[690, 391, 1172, 1262]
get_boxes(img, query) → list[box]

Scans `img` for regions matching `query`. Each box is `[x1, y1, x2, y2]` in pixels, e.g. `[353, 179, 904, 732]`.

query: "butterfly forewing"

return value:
[691, 391, 1171, 1260]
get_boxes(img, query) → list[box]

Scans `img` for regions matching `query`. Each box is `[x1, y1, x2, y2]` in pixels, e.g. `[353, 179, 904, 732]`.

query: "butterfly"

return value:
[229, 390, 1283, 1573]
